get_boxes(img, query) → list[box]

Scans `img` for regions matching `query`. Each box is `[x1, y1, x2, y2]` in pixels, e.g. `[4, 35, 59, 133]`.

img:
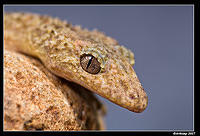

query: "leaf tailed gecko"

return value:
[4, 12, 148, 113]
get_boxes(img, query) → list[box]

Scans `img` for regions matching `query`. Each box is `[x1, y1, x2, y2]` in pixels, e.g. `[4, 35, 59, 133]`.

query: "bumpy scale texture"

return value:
[4, 50, 105, 130]
[4, 12, 148, 113]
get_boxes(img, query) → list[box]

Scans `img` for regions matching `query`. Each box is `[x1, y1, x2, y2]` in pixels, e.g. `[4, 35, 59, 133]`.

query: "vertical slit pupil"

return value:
[80, 54, 101, 74]
[86, 56, 93, 69]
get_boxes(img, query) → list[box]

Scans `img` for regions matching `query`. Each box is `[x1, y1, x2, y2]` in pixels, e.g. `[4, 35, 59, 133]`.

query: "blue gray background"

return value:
[4, 5, 193, 130]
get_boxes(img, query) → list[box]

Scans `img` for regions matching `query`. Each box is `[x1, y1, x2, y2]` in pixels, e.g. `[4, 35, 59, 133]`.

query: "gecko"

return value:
[4, 12, 148, 113]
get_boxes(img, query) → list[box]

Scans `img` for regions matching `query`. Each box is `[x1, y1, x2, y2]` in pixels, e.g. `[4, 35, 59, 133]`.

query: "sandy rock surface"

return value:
[4, 50, 106, 131]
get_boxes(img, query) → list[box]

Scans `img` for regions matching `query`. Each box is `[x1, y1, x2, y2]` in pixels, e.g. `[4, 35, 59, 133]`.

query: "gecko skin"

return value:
[4, 12, 148, 113]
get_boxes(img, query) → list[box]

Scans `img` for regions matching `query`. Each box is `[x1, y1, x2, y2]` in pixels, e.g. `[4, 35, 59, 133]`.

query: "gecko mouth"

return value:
[5, 12, 148, 113]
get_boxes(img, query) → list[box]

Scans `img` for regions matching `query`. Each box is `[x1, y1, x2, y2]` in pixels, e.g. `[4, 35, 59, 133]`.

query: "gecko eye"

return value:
[80, 54, 101, 74]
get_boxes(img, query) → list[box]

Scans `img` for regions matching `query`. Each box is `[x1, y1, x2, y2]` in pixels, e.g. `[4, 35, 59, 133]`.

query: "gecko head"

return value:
[55, 39, 148, 113]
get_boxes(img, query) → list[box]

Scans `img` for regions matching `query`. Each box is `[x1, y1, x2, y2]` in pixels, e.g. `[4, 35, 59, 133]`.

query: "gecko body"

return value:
[4, 12, 148, 113]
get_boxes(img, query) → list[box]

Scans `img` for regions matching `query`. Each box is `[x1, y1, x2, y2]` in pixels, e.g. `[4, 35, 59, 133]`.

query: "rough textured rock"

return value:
[4, 50, 106, 131]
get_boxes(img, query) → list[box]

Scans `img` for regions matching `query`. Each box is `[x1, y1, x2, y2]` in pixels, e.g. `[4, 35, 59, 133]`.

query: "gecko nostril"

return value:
[129, 93, 140, 100]
[129, 93, 135, 100]
[80, 54, 101, 74]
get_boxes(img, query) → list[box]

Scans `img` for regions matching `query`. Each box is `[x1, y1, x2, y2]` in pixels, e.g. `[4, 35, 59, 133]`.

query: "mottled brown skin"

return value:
[4, 50, 105, 130]
[4, 12, 148, 113]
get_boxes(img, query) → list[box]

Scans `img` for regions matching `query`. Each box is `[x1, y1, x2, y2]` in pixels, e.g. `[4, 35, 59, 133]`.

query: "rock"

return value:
[4, 50, 106, 130]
